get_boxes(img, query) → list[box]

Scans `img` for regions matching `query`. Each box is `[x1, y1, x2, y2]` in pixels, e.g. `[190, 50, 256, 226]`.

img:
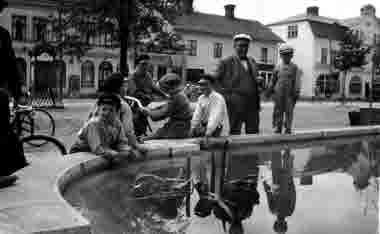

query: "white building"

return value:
[268, 5, 380, 100]
[340, 4, 380, 100]
[1, 0, 282, 97]
[173, 2, 283, 85]
[267, 6, 350, 99]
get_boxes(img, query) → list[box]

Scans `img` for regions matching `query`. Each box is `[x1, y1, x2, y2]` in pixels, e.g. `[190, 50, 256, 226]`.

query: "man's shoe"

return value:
[285, 129, 292, 134]
[274, 128, 282, 134]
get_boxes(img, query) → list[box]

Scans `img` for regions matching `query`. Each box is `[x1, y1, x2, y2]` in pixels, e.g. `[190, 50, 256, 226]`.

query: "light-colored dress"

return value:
[70, 116, 130, 156]
[88, 95, 135, 142]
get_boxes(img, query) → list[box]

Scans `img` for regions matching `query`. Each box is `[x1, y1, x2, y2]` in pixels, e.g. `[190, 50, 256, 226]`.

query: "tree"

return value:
[52, 0, 183, 76]
[333, 30, 370, 103]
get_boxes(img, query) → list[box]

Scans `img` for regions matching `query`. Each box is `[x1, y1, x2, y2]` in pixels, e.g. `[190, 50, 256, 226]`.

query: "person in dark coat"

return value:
[140, 73, 193, 140]
[0, 0, 22, 102]
[263, 149, 296, 234]
[214, 33, 262, 135]
[127, 54, 167, 106]
[0, 88, 28, 188]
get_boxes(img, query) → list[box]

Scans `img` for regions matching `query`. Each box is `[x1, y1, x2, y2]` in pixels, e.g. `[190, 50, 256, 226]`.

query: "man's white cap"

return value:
[279, 44, 294, 54]
[233, 33, 252, 42]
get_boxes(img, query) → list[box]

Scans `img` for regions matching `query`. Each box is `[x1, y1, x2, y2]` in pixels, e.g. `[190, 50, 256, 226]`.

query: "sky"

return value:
[194, 0, 380, 24]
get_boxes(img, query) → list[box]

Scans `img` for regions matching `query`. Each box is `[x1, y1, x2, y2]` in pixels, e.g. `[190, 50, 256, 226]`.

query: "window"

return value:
[32, 17, 50, 42]
[188, 40, 197, 56]
[12, 15, 27, 41]
[330, 50, 337, 65]
[261, 47, 268, 63]
[15, 58, 27, 84]
[81, 60, 95, 88]
[98, 61, 113, 88]
[321, 48, 328, 64]
[375, 33, 380, 44]
[258, 71, 273, 88]
[287, 25, 298, 38]
[213, 42, 223, 58]
[349, 76, 362, 94]
[315, 73, 339, 97]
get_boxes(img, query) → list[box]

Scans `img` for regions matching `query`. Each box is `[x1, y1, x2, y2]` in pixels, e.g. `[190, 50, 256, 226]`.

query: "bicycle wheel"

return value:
[32, 109, 55, 136]
[21, 135, 67, 156]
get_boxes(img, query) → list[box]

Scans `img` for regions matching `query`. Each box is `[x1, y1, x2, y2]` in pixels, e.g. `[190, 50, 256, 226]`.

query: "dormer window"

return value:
[287, 25, 298, 38]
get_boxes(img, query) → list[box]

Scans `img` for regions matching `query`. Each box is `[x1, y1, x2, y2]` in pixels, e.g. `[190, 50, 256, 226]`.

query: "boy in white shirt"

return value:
[190, 74, 230, 137]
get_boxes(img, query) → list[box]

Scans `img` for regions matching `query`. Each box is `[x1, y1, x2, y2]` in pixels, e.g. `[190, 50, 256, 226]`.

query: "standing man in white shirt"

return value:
[190, 74, 230, 137]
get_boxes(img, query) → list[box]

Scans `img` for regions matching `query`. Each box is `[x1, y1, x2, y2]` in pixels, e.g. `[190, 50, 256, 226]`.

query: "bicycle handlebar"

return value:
[123, 96, 144, 109]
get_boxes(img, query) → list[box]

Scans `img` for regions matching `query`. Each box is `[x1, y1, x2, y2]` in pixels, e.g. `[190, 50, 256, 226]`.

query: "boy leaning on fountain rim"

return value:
[70, 93, 138, 162]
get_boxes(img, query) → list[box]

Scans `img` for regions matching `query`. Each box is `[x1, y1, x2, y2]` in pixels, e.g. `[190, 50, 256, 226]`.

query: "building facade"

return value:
[340, 4, 380, 100]
[267, 7, 349, 99]
[174, 2, 282, 86]
[1, 0, 282, 97]
[268, 5, 380, 100]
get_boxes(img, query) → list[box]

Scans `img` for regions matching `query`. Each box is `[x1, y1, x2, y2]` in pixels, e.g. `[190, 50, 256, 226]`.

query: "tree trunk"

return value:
[341, 70, 347, 104]
[119, 0, 130, 76]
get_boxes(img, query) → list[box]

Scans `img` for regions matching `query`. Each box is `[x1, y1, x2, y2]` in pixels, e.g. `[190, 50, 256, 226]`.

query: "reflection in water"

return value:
[63, 137, 380, 234]
[263, 149, 296, 234]
[194, 153, 260, 234]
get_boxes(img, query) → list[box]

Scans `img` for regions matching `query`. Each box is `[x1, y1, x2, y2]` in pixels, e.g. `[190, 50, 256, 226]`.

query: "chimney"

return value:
[182, 0, 194, 14]
[306, 6, 319, 16]
[225, 4, 236, 19]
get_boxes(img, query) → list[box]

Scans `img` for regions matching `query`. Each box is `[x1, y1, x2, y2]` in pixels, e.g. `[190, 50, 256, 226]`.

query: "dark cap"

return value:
[96, 93, 121, 111]
[198, 74, 215, 85]
[135, 54, 151, 65]
[101, 72, 124, 93]
[158, 73, 183, 93]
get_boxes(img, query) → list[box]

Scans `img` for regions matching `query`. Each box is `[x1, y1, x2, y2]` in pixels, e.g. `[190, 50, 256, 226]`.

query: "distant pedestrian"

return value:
[0, 0, 22, 103]
[214, 33, 262, 135]
[189, 74, 230, 137]
[140, 73, 193, 140]
[266, 44, 301, 134]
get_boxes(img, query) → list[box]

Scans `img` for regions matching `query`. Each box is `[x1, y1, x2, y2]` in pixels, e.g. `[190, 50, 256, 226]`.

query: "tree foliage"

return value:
[333, 30, 370, 72]
[50, 0, 185, 74]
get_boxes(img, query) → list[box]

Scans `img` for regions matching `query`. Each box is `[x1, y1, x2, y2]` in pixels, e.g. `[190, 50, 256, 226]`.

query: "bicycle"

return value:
[123, 95, 152, 137]
[21, 134, 67, 156]
[11, 103, 56, 146]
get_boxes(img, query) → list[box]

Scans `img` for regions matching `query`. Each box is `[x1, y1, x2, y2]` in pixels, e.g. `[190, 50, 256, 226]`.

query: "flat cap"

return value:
[279, 44, 294, 54]
[233, 33, 252, 42]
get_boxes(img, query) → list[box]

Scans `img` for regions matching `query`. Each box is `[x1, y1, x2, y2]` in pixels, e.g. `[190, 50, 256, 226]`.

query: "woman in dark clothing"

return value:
[140, 73, 193, 140]
[0, 0, 22, 102]
[0, 88, 28, 188]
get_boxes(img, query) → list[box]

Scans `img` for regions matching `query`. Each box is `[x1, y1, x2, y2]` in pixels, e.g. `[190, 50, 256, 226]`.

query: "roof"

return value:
[266, 13, 340, 26]
[340, 16, 380, 27]
[174, 12, 283, 43]
[309, 21, 348, 40]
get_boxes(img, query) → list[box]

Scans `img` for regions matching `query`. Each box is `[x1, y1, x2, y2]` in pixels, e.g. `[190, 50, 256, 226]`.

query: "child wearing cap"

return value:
[70, 93, 132, 161]
[140, 73, 193, 139]
[266, 44, 302, 134]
